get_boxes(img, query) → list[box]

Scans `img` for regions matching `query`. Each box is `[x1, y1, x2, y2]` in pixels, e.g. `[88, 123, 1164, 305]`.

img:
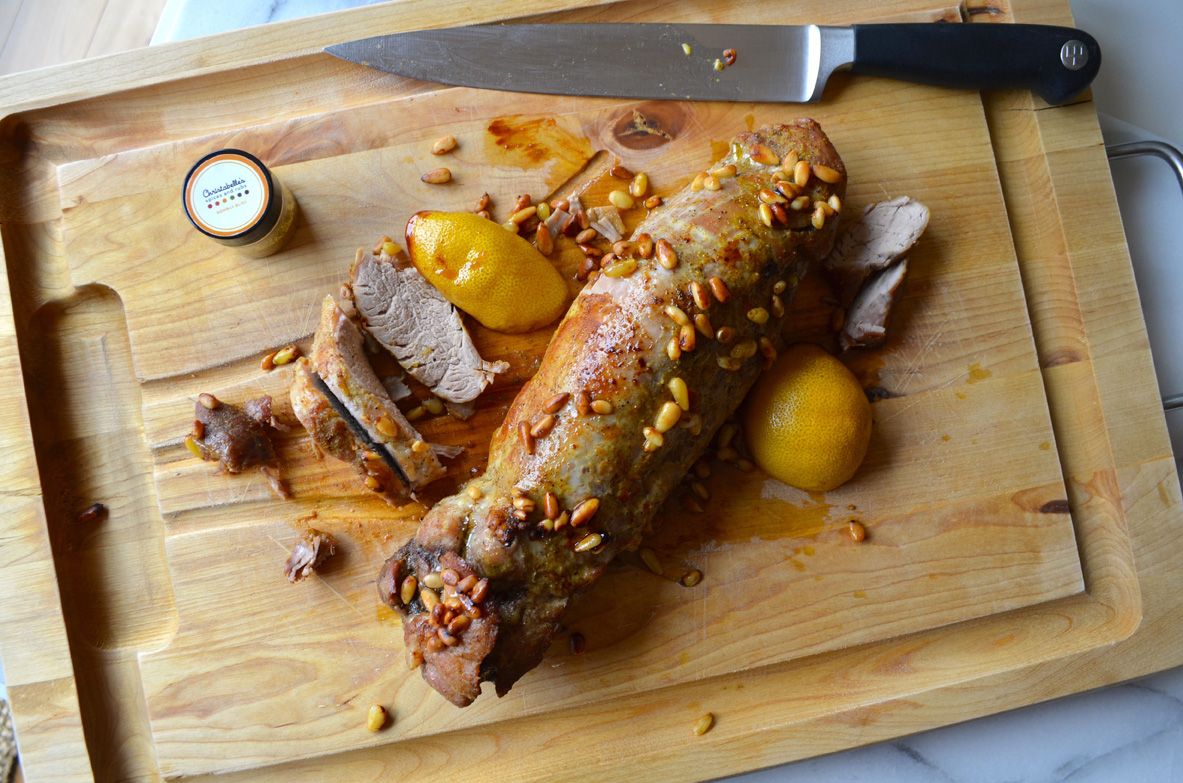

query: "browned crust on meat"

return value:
[380, 120, 847, 705]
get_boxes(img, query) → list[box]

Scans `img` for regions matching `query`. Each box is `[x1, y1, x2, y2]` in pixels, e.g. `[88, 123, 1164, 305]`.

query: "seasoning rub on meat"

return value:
[378, 120, 848, 706]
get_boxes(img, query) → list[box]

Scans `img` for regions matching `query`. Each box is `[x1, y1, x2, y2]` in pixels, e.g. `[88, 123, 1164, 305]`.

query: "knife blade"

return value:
[325, 22, 1100, 106]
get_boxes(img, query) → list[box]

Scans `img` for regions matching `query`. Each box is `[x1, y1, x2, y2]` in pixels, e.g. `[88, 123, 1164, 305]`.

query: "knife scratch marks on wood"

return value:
[877, 373, 960, 424]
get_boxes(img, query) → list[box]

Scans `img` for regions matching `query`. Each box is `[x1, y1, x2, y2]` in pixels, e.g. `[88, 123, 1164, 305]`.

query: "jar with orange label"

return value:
[182, 149, 298, 257]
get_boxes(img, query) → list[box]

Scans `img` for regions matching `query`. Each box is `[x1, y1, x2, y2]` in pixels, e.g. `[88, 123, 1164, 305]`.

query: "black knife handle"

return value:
[849, 23, 1101, 105]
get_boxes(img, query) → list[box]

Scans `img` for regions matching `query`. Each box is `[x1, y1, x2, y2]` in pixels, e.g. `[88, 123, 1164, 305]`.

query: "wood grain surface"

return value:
[0, 0, 1178, 781]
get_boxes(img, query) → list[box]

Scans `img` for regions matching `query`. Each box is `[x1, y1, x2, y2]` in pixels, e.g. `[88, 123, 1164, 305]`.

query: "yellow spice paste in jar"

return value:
[182, 149, 299, 257]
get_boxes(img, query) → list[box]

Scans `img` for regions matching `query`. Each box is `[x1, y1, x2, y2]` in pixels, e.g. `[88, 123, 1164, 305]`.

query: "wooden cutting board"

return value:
[1, 0, 1180, 781]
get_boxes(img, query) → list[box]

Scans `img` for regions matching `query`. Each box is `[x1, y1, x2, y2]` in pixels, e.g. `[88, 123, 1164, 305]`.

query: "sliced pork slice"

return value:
[351, 249, 508, 404]
[824, 196, 929, 304]
[290, 295, 445, 498]
[290, 360, 415, 504]
[840, 259, 909, 351]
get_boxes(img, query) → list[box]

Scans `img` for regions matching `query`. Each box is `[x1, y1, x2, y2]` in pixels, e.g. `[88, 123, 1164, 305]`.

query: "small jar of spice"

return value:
[182, 149, 298, 257]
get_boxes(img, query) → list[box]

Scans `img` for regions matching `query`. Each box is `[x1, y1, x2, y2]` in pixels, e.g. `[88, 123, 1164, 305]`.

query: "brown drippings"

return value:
[609, 102, 685, 150]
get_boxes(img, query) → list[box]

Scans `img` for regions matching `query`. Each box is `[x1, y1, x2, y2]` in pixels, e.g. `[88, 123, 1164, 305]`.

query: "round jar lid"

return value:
[182, 149, 282, 246]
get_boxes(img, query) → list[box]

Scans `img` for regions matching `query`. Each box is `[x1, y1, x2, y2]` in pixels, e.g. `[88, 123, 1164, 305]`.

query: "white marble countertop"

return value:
[5, 1, 1182, 781]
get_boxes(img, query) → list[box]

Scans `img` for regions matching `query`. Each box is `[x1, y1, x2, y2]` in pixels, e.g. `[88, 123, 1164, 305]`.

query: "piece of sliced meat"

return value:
[310, 294, 445, 489]
[351, 249, 508, 404]
[191, 394, 290, 499]
[284, 528, 337, 582]
[823, 196, 929, 303]
[378, 119, 846, 706]
[290, 360, 413, 504]
[840, 258, 909, 351]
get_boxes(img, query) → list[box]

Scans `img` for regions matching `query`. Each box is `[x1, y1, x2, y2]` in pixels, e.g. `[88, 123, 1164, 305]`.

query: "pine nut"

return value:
[759, 188, 787, 204]
[576, 391, 593, 416]
[759, 336, 778, 361]
[718, 424, 737, 449]
[536, 202, 551, 221]
[710, 164, 737, 179]
[829, 194, 842, 212]
[544, 491, 560, 520]
[367, 704, 388, 732]
[536, 224, 554, 255]
[812, 163, 842, 183]
[758, 202, 774, 227]
[717, 356, 742, 372]
[364, 475, 383, 492]
[447, 614, 471, 635]
[771, 203, 790, 226]
[640, 547, 663, 575]
[693, 712, 714, 736]
[611, 164, 632, 179]
[708, 276, 730, 303]
[422, 572, 445, 590]
[723, 48, 737, 65]
[574, 533, 603, 552]
[608, 190, 636, 209]
[682, 569, 703, 587]
[376, 416, 399, 437]
[603, 257, 638, 278]
[690, 280, 711, 310]
[782, 149, 799, 171]
[454, 575, 476, 596]
[612, 240, 630, 256]
[467, 485, 483, 500]
[691, 482, 710, 501]
[815, 200, 835, 217]
[519, 422, 535, 454]
[731, 339, 758, 359]
[747, 307, 770, 324]
[511, 206, 537, 224]
[654, 401, 682, 433]
[750, 143, 779, 166]
[570, 498, 600, 527]
[683, 495, 704, 513]
[421, 167, 452, 184]
[543, 392, 570, 414]
[420, 586, 440, 610]
[198, 393, 219, 410]
[643, 426, 664, 452]
[530, 414, 557, 438]
[272, 344, 300, 365]
[432, 135, 457, 154]
[475, 192, 490, 211]
[411, 440, 430, 454]
[667, 338, 682, 361]
[693, 461, 711, 479]
[502, 221, 519, 233]
[630, 172, 649, 198]
[575, 228, 597, 244]
[773, 280, 787, 294]
[703, 175, 721, 191]
[400, 576, 417, 605]
[791, 196, 811, 211]
[470, 579, 490, 604]
[551, 198, 570, 212]
[812, 205, 826, 230]
[656, 239, 678, 270]
[665, 305, 691, 327]
[591, 399, 613, 415]
[579, 243, 602, 257]
[793, 160, 811, 187]
[679, 324, 697, 352]
[406, 405, 425, 421]
[694, 313, 713, 339]
[771, 294, 785, 318]
[424, 397, 444, 415]
[636, 233, 655, 258]
[715, 326, 735, 344]
[691, 172, 706, 191]
[668, 377, 690, 411]
[774, 180, 802, 199]
[645, 195, 664, 209]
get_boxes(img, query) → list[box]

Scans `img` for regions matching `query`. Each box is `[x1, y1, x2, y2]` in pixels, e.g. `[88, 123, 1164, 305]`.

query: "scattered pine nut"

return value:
[431, 135, 457, 154]
[693, 713, 714, 736]
[367, 704, 388, 732]
[681, 569, 703, 587]
[421, 167, 452, 184]
[849, 520, 867, 542]
[76, 502, 108, 525]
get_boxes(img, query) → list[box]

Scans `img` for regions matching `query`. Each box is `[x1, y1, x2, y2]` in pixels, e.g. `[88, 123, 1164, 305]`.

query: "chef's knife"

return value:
[325, 23, 1100, 106]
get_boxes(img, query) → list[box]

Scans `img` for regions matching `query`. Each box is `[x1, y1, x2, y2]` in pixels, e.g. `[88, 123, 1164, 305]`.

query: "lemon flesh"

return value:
[744, 343, 871, 493]
[406, 211, 569, 333]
